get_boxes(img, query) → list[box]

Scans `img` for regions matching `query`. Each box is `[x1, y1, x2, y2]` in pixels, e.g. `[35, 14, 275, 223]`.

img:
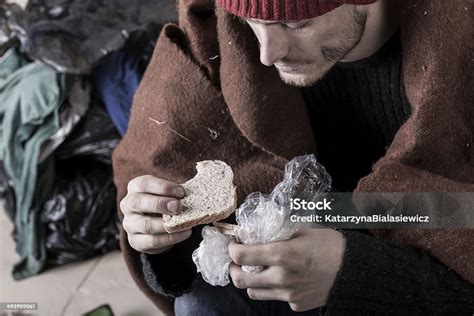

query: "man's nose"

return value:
[257, 26, 289, 66]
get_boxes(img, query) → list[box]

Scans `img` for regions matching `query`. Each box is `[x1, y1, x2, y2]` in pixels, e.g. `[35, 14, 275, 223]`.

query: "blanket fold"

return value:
[355, 0, 474, 283]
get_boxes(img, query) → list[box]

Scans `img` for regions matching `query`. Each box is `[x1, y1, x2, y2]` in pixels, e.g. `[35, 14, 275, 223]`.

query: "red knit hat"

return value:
[217, 0, 377, 21]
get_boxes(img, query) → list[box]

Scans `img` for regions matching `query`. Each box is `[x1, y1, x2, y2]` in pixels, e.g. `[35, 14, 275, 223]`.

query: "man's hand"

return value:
[228, 228, 346, 312]
[120, 175, 191, 254]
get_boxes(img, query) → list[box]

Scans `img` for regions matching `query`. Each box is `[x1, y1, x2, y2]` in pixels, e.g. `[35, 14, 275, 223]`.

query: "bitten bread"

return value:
[162, 160, 237, 233]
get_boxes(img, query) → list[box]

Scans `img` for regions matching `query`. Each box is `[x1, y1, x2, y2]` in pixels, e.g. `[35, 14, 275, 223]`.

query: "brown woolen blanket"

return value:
[112, 0, 473, 313]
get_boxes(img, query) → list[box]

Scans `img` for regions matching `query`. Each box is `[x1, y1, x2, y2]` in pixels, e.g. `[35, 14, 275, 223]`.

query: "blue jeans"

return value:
[174, 278, 323, 316]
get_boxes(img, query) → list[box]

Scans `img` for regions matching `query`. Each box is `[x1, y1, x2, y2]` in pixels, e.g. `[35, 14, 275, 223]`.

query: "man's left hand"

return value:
[228, 228, 346, 312]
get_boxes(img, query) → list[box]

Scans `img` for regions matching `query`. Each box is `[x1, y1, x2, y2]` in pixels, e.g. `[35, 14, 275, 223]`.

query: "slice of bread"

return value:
[162, 160, 237, 233]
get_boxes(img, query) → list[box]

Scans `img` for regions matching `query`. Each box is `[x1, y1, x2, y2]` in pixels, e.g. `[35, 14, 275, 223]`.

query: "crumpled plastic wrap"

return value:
[193, 154, 332, 285]
[234, 196, 289, 273]
[192, 226, 232, 286]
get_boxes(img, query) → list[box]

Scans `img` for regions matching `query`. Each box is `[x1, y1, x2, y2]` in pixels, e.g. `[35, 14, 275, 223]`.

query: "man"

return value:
[238, 0, 398, 87]
[114, 0, 474, 314]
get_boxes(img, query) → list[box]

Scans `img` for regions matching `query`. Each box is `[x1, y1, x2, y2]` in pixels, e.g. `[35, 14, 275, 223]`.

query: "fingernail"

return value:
[173, 186, 186, 198]
[167, 200, 179, 213]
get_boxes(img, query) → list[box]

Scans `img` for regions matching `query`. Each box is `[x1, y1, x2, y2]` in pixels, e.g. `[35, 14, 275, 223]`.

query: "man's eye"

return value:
[284, 21, 309, 29]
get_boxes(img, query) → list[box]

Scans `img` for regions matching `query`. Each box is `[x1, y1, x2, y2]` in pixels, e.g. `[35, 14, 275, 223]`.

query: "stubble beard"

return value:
[277, 8, 368, 88]
[277, 62, 336, 87]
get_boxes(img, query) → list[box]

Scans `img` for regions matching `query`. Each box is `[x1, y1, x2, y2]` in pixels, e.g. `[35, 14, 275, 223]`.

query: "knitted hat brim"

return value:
[217, 0, 378, 21]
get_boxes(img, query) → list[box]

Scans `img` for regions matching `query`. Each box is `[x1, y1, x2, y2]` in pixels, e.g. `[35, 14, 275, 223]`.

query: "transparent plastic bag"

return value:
[193, 154, 332, 285]
[192, 226, 232, 286]
[235, 154, 332, 273]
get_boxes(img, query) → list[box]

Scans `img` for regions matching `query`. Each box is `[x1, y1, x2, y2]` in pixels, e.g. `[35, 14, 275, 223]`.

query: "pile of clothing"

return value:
[0, 0, 177, 280]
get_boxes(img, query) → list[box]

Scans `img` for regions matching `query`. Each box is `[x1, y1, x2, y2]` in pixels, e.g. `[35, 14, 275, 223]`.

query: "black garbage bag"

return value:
[0, 1, 24, 56]
[41, 157, 120, 265]
[55, 98, 121, 164]
[23, 0, 178, 74]
[41, 100, 121, 265]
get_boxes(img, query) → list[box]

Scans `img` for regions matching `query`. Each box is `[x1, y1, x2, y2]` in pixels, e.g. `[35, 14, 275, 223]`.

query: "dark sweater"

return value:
[301, 31, 411, 192]
[141, 32, 474, 313]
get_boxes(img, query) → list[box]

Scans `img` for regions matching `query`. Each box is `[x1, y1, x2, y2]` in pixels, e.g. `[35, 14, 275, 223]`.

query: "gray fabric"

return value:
[0, 50, 66, 279]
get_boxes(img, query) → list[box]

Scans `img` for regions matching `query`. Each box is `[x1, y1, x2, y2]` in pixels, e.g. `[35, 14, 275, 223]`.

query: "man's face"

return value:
[244, 5, 368, 87]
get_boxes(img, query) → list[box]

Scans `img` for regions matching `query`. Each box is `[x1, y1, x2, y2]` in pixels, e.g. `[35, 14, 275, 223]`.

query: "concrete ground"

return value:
[0, 206, 163, 316]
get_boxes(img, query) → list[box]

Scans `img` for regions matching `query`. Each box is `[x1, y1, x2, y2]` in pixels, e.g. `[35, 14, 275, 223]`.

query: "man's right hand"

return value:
[120, 175, 191, 254]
